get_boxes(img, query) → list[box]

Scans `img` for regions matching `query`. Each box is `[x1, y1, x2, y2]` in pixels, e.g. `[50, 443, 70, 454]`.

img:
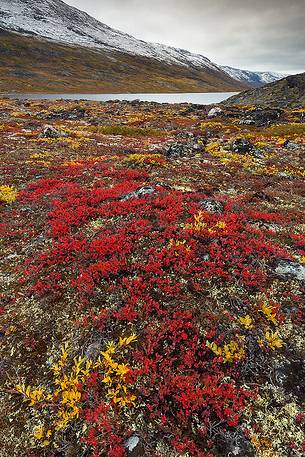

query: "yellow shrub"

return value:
[0, 185, 18, 204]
[123, 153, 166, 167]
[15, 335, 137, 448]
[206, 339, 245, 362]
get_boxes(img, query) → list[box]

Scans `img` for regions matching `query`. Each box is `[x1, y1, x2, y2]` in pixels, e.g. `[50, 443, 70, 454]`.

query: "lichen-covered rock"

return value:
[121, 186, 156, 201]
[199, 198, 224, 213]
[39, 124, 68, 138]
[230, 138, 254, 154]
[274, 259, 305, 281]
[125, 435, 144, 456]
[207, 107, 223, 118]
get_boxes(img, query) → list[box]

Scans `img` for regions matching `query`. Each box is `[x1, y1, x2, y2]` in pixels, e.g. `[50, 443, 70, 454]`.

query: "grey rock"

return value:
[239, 118, 256, 125]
[274, 360, 305, 403]
[251, 148, 265, 159]
[121, 186, 156, 201]
[39, 125, 68, 139]
[125, 435, 144, 456]
[125, 436, 140, 452]
[85, 341, 102, 360]
[47, 108, 86, 120]
[277, 172, 293, 179]
[217, 430, 255, 457]
[166, 140, 204, 158]
[230, 138, 254, 154]
[199, 199, 224, 214]
[166, 142, 192, 158]
[250, 109, 282, 127]
[283, 140, 300, 150]
[274, 259, 305, 281]
[207, 107, 223, 118]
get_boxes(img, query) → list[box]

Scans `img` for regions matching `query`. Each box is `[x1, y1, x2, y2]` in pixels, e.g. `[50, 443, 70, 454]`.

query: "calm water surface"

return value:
[5, 92, 237, 104]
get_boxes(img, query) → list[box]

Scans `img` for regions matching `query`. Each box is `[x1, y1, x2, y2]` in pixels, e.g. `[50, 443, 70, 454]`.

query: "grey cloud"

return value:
[65, 0, 305, 73]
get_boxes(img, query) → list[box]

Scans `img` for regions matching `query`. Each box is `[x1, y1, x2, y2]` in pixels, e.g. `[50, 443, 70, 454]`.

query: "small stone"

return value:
[39, 124, 68, 139]
[125, 435, 140, 452]
[283, 140, 300, 150]
[166, 142, 192, 158]
[85, 341, 102, 360]
[124, 435, 145, 456]
[207, 107, 223, 118]
[199, 199, 224, 214]
[230, 138, 254, 154]
[121, 186, 156, 201]
[239, 118, 256, 125]
[217, 431, 255, 457]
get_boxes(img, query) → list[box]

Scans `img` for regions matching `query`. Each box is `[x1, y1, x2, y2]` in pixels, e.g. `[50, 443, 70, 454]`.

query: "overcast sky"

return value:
[65, 0, 304, 74]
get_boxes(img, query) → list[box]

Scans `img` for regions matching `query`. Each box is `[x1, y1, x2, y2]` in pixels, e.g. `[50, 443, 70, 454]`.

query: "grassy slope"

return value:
[0, 30, 248, 93]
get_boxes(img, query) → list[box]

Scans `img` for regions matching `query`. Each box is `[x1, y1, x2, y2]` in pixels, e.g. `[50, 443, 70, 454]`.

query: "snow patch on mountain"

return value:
[221, 66, 287, 85]
[0, 0, 220, 71]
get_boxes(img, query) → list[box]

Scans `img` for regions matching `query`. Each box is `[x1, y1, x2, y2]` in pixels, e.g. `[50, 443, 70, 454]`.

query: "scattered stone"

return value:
[124, 435, 144, 456]
[274, 259, 305, 281]
[216, 430, 255, 457]
[277, 172, 293, 179]
[39, 124, 68, 139]
[239, 109, 283, 127]
[49, 107, 86, 120]
[250, 109, 283, 127]
[274, 360, 305, 403]
[166, 140, 204, 158]
[207, 107, 223, 118]
[283, 140, 300, 150]
[166, 142, 192, 158]
[121, 186, 156, 201]
[85, 341, 102, 360]
[239, 118, 256, 125]
[125, 435, 140, 452]
[230, 138, 254, 154]
[199, 199, 224, 213]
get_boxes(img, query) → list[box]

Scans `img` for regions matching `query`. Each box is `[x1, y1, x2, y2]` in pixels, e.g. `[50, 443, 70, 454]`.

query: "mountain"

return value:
[0, 29, 248, 94]
[221, 66, 287, 87]
[0, 0, 286, 93]
[223, 72, 305, 108]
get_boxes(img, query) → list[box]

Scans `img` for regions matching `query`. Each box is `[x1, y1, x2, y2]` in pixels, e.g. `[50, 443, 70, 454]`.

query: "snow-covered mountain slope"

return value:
[0, 0, 220, 71]
[0, 0, 288, 89]
[221, 66, 286, 86]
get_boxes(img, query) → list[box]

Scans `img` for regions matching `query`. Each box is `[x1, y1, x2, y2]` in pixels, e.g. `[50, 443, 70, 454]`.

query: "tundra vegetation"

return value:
[0, 98, 304, 457]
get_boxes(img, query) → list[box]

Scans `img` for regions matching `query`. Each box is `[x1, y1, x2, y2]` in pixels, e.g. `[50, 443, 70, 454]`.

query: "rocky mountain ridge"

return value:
[223, 72, 305, 108]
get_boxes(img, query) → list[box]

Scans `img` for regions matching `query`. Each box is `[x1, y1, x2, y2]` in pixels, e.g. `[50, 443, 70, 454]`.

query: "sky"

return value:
[65, 0, 305, 74]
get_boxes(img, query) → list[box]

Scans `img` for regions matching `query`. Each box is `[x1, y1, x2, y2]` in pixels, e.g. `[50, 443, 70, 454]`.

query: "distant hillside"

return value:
[221, 66, 286, 87]
[223, 72, 305, 108]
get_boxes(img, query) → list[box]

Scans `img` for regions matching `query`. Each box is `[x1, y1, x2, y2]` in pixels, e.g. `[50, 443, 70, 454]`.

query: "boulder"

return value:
[216, 431, 255, 457]
[39, 124, 68, 139]
[230, 138, 254, 154]
[166, 141, 204, 158]
[199, 199, 224, 214]
[274, 259, 305, 281]
[283, 140, 300, 150]
[125, 435, 144, 456]
[121, 186, 156, 201]
[207, 107, 223, 118]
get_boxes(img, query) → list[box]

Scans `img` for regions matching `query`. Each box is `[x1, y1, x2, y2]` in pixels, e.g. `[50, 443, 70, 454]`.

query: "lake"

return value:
[5, 92, 238, 104]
